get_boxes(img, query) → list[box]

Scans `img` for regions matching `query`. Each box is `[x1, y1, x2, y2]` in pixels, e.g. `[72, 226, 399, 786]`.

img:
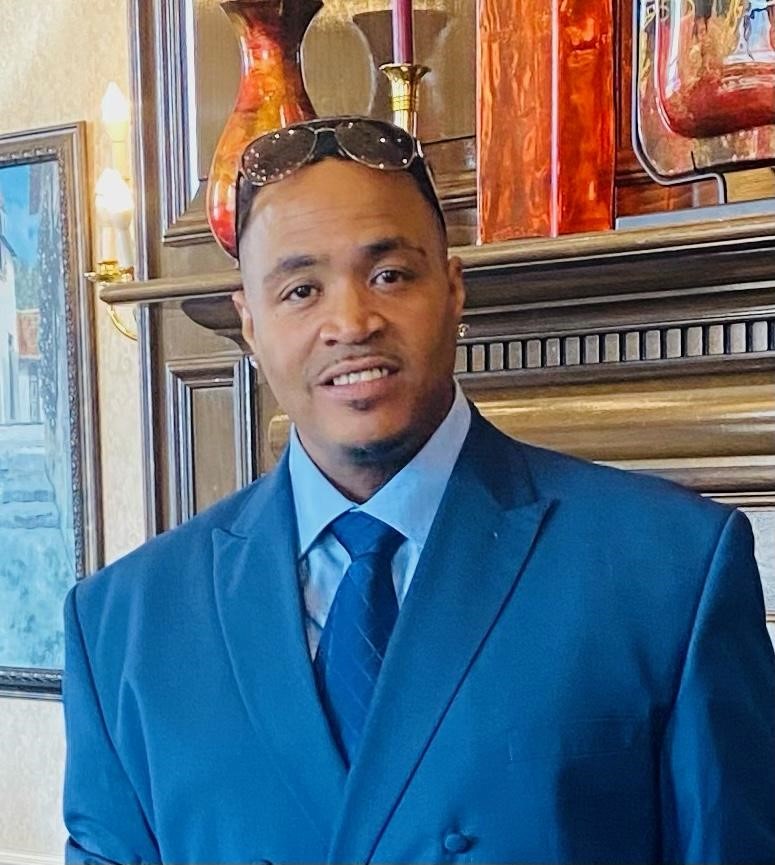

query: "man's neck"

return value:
[298, 387, 457, 504]
[300, 430, 432, 504]
[316, 459, 400, 505]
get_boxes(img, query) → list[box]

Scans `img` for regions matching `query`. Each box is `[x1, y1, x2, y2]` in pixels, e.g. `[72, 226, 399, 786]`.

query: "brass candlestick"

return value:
[85, 260, 138, 342]
[379, 63, 430, 136]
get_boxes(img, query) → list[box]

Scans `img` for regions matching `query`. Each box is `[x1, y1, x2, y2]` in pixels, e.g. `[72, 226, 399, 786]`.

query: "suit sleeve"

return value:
[659, 508, 775, 864]
[62, 585, 161, 864]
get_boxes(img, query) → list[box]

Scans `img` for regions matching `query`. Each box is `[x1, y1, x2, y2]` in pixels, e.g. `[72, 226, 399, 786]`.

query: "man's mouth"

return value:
[320, 357, 400, 387]
[331, 367, 392, 387]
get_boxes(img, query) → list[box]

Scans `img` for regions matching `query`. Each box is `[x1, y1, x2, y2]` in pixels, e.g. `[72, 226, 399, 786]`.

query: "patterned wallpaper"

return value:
[0, 0, 142, 858]
[0, 699, 65, 860]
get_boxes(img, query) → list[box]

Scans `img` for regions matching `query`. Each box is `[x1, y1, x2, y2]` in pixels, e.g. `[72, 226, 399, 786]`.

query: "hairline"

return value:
[237, 156, 448, 263]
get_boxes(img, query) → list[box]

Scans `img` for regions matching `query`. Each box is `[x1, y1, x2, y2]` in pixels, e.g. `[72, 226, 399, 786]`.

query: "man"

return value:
[63, 117, 775, 864]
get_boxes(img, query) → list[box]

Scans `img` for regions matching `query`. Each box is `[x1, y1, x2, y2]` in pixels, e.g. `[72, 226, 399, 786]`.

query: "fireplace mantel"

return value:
[103, 215, 775, 393]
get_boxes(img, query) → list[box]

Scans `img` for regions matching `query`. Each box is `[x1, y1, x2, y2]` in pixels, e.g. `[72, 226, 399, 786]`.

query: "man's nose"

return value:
[319, 283, 384, 345]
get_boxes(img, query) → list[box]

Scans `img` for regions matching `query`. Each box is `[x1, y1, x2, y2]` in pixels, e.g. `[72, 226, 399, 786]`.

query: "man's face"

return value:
[233, 158, 465, 471]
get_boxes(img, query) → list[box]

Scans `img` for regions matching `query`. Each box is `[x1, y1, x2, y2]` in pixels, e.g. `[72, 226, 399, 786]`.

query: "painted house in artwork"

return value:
[0, 194, 19, 424]
[16, 309, 41, 423]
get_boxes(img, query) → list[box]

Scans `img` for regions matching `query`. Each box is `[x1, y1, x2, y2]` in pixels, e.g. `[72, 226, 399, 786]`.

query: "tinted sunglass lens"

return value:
[336, 120, 415, 170]
[242, 126, 316, 185]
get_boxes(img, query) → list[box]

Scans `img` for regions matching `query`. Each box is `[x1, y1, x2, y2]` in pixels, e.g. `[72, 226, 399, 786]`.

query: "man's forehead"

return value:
[245, 159, 431, 236]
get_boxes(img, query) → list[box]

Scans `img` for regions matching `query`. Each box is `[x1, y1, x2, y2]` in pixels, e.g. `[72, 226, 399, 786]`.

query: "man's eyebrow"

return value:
[361, 236, 428, 260]
[262, 253, 328, 288]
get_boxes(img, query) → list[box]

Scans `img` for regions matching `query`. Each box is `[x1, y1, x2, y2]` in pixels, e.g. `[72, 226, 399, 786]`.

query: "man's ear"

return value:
[232, 291, 257, 354]
[447, 255, 465, 319]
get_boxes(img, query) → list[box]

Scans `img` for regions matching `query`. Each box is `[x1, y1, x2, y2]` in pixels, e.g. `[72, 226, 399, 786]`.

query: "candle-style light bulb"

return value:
[101, 83, 130, 140]
[101, 82, 130, 179]
[96, 168, 134, 268]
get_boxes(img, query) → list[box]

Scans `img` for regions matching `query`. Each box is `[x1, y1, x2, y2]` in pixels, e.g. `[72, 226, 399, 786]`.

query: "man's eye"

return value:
[373, 269, 408, 286]
[284, 284, 318, 302]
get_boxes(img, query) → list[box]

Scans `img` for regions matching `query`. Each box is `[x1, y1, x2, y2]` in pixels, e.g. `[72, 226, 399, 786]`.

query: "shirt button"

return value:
[443, 831, 473, 854]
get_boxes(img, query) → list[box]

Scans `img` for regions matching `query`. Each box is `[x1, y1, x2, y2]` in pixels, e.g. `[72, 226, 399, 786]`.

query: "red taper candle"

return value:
[392, 0, 414, 64]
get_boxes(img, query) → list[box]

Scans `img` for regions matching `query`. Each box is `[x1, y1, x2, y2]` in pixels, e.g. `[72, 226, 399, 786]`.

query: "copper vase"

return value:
[206, 0, 321, 258]
[477, 0, 616, 242]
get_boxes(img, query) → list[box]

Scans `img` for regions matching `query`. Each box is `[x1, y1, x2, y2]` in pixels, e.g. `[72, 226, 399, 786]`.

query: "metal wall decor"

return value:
[0, 123, 101, 698]
[634, 0, 775, 183]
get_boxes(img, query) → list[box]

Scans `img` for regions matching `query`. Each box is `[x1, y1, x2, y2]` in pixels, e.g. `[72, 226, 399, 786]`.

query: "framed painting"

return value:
[0, 122, 101, 698]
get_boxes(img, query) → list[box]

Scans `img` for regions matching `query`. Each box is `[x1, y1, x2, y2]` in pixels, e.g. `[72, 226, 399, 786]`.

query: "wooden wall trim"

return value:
[164, 355, 255, 526]
[102, 212, 775, 305]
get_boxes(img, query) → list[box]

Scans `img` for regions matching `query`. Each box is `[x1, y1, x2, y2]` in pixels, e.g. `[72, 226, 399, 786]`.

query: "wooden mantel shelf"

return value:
[101, 214, 775, 390]
[101, 213, 775, 309]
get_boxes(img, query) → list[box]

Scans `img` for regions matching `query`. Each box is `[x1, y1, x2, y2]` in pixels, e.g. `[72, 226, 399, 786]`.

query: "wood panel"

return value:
[147, 302, 257, 531]
[165, 355, 254, 525]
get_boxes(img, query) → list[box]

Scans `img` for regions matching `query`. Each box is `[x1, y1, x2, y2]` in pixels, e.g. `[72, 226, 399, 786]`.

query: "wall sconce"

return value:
[86, 81, 137, 342]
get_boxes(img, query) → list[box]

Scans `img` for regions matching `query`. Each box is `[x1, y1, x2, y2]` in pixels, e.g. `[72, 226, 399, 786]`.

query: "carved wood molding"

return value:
[102, 212, 775, 304]
[101, 215, 775, 389]
[156, 0, 211, 247]
[165, 355, 255, 525]
[455, 314, 775, 385]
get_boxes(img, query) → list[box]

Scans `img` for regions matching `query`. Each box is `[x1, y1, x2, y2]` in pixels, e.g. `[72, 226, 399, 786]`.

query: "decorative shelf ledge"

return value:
[100, 213, 775, 388]
[100, 212, 775, 307]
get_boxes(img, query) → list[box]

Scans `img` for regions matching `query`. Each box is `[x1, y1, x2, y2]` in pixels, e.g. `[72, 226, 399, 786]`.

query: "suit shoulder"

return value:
[72, 474, 270, 610]
[489, 426, 733, 533]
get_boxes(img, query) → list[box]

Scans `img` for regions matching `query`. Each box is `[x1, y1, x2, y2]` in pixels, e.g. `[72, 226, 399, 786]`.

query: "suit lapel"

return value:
[328, 412, 555, 863]
[211, 453, 346, 846]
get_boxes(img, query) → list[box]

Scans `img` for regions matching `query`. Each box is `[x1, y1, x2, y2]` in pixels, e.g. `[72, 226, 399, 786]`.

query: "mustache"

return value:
[311, 347, 403, 383]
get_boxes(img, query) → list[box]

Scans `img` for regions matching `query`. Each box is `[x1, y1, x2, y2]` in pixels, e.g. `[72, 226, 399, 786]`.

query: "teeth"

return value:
[331, 367, 390, 386]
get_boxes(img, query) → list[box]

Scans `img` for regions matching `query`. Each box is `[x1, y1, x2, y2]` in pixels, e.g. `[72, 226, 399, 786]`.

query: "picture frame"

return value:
[0, 122, 102, 698]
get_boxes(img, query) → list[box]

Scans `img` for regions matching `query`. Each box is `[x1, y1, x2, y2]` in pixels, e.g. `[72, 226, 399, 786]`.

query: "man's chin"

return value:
[337, 427, 418, 467]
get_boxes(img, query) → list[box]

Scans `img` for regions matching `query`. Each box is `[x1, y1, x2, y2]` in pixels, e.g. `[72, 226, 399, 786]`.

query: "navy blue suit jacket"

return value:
[63, 409, 775, 863]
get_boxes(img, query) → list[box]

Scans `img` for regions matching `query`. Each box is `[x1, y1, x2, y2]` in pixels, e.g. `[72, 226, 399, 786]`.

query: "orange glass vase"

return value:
[477, 0, 615, 242]
[207, 0, 321, 258]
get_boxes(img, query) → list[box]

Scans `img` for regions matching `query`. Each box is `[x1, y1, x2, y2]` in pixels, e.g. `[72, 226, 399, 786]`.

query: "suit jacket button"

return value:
[443, 832, 473, 854]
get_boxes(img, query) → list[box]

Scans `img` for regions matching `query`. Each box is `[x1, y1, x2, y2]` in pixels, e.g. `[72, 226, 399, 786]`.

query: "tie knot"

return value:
[330, 511, 404, 562]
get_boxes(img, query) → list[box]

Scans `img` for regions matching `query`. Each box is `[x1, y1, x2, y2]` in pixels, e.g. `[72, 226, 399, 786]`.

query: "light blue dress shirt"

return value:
[288, 380, 472, 657]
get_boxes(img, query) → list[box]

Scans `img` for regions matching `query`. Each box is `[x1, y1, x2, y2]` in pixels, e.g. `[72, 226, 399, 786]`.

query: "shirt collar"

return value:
[288, 380, 471, 558]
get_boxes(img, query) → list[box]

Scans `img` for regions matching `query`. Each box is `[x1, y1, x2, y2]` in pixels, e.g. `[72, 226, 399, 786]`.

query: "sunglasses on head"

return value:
[236, 117, 445, 254]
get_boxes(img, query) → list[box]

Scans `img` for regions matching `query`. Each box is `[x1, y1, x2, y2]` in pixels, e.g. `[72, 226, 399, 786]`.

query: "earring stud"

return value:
[457, 322, 469, 339]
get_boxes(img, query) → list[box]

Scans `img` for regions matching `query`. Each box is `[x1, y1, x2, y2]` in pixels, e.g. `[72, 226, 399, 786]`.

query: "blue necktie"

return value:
[313, 511, 404, 767]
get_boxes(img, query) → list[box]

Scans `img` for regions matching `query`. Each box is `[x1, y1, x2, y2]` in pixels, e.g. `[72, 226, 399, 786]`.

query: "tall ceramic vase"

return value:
[207, 0, 321, 258]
